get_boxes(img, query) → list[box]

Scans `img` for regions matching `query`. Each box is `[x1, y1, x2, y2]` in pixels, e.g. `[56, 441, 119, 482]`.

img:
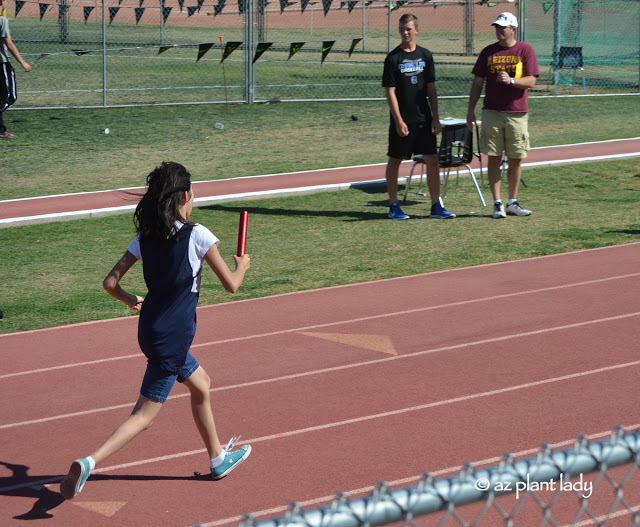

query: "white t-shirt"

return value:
[127, 222, 219, 292]
[0, 16, 11, 63]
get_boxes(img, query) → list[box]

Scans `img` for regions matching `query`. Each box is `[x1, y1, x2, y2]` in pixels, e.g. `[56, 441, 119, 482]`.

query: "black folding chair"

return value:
[403, 120, 486, 206]
[439, 122, 486, 207]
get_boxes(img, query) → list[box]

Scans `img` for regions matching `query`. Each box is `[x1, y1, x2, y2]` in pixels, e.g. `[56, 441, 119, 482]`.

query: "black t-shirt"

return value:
[382, 45, 436, 124]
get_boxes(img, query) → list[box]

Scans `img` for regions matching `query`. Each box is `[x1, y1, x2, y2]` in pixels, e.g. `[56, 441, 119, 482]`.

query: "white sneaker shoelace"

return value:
[224, 435, 242, 454]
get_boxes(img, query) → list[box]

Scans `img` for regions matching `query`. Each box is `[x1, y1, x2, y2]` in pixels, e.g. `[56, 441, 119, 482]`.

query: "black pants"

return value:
[0, 61, 17, 134]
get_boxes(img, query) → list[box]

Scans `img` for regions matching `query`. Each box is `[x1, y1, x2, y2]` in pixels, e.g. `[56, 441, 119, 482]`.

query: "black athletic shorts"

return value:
[387, 121, 438, 160]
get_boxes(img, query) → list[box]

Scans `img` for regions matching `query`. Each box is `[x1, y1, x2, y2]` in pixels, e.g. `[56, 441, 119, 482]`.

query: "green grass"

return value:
[1, 96, 639, 333]
[3, 95, 639, 201]
[1, 156, 639, 334]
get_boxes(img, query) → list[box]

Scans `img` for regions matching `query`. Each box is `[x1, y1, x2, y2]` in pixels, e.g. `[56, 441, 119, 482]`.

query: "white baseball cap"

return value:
[492, 12, 518, 28]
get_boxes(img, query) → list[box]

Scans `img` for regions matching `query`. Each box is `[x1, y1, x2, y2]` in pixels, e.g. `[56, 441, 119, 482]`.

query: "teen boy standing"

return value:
[382, 13, 455, 220]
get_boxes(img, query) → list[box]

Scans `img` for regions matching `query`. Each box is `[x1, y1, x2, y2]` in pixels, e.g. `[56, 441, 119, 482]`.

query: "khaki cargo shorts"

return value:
[480, 109, 530, 159]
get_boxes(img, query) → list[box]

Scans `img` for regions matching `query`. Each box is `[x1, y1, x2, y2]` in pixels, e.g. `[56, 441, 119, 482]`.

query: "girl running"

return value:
[60, 161, 251, 499]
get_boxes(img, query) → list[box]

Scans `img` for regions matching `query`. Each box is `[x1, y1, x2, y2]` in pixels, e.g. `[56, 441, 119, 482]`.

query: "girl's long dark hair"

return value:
[134, 162, 194, 243]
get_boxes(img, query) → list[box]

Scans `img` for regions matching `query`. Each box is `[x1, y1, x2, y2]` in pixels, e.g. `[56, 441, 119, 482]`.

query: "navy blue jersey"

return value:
[137, 225, 200, 374]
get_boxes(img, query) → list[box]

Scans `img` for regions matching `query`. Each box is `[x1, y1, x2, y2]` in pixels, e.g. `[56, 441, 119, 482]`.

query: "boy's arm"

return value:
[2, 36, 31, 71]
[426, 81, 441, 135]
[385, 87, 408, 137]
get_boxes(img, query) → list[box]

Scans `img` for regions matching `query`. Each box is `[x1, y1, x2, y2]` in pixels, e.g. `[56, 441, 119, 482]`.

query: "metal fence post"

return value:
[102, 0, 107, 107]
[465, 0, 474, 55]
[244, 0, 255, 104]
[517, 0, 527, 43]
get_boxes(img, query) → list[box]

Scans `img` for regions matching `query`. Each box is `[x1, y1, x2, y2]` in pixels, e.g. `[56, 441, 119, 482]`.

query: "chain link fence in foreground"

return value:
[235, 427, 640, 527]
[4, 0, 640, 107]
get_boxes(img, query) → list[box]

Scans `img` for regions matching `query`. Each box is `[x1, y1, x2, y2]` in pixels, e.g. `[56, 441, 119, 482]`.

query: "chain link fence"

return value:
[234, 427, 640, 527]
[3, 0, 640, 108]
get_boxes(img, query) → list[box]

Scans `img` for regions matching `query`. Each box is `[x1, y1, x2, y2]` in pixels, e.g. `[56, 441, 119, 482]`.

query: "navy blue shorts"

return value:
[140, 352, 200, 403]
[387, 121, 438, 160]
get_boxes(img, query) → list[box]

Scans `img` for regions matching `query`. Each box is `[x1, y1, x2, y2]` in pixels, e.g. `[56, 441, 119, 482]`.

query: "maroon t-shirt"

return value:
[472, 41, 539, 113]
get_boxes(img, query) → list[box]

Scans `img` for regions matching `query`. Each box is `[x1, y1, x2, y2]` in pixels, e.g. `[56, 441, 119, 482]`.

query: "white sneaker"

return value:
[492, 201, 506, 219]
[506, 201, 532, 216]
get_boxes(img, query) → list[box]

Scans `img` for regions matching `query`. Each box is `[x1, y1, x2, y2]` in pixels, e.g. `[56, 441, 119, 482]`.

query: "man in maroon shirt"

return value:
[466, 12, 539, 218]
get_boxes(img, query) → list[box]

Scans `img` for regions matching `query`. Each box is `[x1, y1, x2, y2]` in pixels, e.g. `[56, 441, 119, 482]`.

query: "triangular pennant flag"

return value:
[322, 0, 332, 15]
[221, 41, 242, 63]
[280, 0, 295, 11]
[135, 7, 145, 24]
[139, 0, 144, 6]
[487, 2, 497, 6]
[197, 0, 205, 11]
[542, 1, 553, 14]
[300, 0, 310, 12]
[214, 0, 226, 15]
[394, 0, 406, 8]
[347, 0, 358, 13]
[177, 0, 185, 10]
[321, 40, 335, 64]
[238, 0, 246, 13]
[288, 41, 304, 60]
[187, 5, 198, 15]
[253, 42, 273, 63]
[197, 42, 214, 61]
[433, 2, 441, 8]
[108, 6, 119, 23]
[72, 49, 92, 56]
[58, 5, 68, 18]
[348, 37, 362, 57]
[39, 3, 49, 20]
[162, 6, 171, 22]
[158, 45, 173, 54]
[83, 5, 94, 22]
[15, 1, 25, 17]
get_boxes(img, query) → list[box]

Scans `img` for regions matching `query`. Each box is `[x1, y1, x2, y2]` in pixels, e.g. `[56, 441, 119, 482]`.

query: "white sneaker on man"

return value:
[492, 201, 506, 219]
[506, 201, 532, 216]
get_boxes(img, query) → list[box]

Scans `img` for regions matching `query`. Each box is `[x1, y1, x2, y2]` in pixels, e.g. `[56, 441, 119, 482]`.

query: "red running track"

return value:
[1, 243, 640, 526]
[1, 138, 639, 226]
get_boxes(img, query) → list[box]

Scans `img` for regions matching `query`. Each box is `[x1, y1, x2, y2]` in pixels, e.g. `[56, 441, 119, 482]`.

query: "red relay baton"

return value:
[237, 210, 249, 257]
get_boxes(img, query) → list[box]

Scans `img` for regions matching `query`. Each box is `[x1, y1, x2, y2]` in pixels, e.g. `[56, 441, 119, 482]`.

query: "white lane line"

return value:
[2, 359, 638, 495]
[2, 272, 639, 380]
[2, 311, 639, 430]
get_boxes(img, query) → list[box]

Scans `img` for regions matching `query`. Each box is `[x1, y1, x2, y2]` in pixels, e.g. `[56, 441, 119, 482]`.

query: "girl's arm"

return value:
[204, 244, 250, 294]
[103, 251, 144, 310]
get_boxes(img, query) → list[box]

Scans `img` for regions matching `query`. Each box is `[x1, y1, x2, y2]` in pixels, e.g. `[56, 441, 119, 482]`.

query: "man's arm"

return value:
[466, 75, 484, 130]
[2, 37, 31, 71]
[386, 86, 409, 138]
[497, 71, 536, 89]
